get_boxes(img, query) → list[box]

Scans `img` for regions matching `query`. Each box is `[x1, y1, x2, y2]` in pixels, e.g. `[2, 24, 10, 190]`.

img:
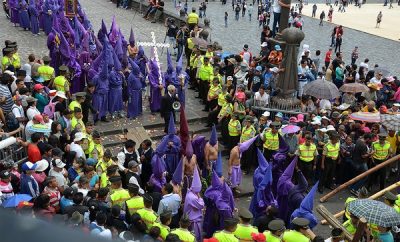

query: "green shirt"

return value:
[213, 230, 239, 242]
[234, 224, 258, 241]
[170, 228, 196, 242]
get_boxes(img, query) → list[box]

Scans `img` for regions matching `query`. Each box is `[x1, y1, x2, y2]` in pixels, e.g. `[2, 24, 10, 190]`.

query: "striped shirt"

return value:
[0, 84, 13, 113]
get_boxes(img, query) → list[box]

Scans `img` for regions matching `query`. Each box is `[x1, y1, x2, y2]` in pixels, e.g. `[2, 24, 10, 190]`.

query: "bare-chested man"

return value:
[228, 145, 241, 193]
[204, 125, 219, 177]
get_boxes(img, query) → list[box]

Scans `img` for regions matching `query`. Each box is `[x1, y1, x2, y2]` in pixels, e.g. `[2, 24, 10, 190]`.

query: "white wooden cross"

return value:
[137, 32, 170, 85]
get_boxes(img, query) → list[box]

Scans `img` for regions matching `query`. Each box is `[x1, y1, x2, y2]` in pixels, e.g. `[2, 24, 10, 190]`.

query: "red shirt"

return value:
[325, 50, 332, 63]
[27, 143, 42, 163]
[43, 186, 61, 212]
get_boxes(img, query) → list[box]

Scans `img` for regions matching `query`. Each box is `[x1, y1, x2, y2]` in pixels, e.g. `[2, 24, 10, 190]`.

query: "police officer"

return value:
[186, 7, 199, 31]
[234, 207, 258, 241]
[53, 65, 71, 98]
[213, 218, 240, 242]
[283, 217, 311, 242]
[107, 176, 130, 207]
[96, 149, 113, 175]
[69, 92, 86, 111]
[170, 214, 196, 242]
[343, 213, 359, 235]
[71, 107, 86, 133]
[384, 191, 400, 213]
[37, 56, 54, 84]
[319, 132, 340, 193]
[228, 112, 242, 152]
[371, 133, 391, 190]
[125, 184, 144, 218]
[240, 116, 256, 173]
[89, 130, 105, 160]
[261, 121, 281, 160]
[153, 210, 172, 240]
[1, 47, 14, 71]
[197, 56, 213, 104]
[264, 219, 285, 242]
[296, 134, 318, 183]
[137, 194, 158, 231]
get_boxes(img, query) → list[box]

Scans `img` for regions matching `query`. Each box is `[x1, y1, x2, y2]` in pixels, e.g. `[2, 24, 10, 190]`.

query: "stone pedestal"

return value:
[270, 27, 305, 109]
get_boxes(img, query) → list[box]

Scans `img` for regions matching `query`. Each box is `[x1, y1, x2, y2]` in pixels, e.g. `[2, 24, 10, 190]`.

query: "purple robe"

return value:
[287, 170, 308, 224]
[191, 136, 207, 171]
[28, 0, 40, 34]
[148, 60, 162, 113]
[73, 51, 91, 93]
[18, 0, 30, 29]
[203, 180, 235, 238]
[43, 0, 58, 35]
[37, 0, 44, 29]
[183, 190, 204, 241]
[134, 47, 147, 88]
[108, 70, 123, 114]
[92, 60, 110, 120]
[277, 157, 297, 224]
[290, 182, 319, 229]
[9, 0, 19, 25]
[229, 165, 242, 188]
[249, 166, 268, 218]
[158, 135, 181, 175]
[127, 59, 143, 119]
[149, 154, 167, 193]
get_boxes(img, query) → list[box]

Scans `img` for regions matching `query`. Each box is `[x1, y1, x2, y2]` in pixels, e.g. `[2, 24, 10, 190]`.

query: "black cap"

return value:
[75, 92, 86, 98]
[238, 207, 253, 219]
[42, 56, 51, 62]
[224, 217, 239, 227]
[292, 217, 310, 228]
[160, 210, 172, 219]
[59, 65, 68, 72]
[52, 147, 64, 157]
[384, 191, 398, 201]
[17, 70, 26, 76]
[243, 44, 249, 49]
[268, 219, 285, 231]
[143, 194, 153, 203]
[270, 121, 281, 127]
[74, 107, 82, 113]
[92, 130, 101, 138]
[128, 184, 139, 194]
[0, 170, 11, 179]
[109, 176, 122, 183]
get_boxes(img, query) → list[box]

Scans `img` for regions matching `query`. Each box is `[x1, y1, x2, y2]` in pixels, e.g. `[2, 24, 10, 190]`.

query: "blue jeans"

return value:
[235, 12, 239, 20]
[177, 44, 184, 61]
[225, 18, 228, 27]
[248, 13, 252, 21]
[272, 11, 280, 36]
[349, 162, 368, 191]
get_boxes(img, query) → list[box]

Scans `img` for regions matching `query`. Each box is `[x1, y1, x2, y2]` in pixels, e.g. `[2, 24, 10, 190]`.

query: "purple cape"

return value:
[126, 58, 143, 119]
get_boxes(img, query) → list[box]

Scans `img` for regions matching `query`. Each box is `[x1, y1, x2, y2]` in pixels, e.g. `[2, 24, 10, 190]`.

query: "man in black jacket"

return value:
[82, 82, 98, 124]
[160, 85, 177, 133]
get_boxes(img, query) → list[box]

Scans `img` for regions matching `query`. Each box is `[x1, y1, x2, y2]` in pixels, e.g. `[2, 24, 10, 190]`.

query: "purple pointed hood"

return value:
[168, 113, 176, 135]
[108, 16, 119, 47]
[209, 125, 217, 146]
[277, 156, 297, 194]
[257, 148, 269, 171]
[185, 140, 193, 159]
[166, 50, 174, 74]
[114, 34, 124, 61]
[152, 154, 165, 178]
[129, 28, 135, 46]
[211, 170, 222, 187]
[291, 182, 319, 229]
[191, 166, 202, 193]
[176, 55, 183, 74]
[128, 57, 140, 75]
[172, 159, 184, 185]
[215, 152, 223, 177]
[155, 136, 168, 155]
[239, 136, 257, 154]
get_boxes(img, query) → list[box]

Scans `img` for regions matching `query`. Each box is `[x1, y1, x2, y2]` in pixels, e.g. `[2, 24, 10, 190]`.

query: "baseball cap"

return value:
[311, 120, 321, 125]
[255, 66, 262, 72]
[33, 114, 45, 124]
[243, 44, 249, 50]
[34, 83, 44, 91]
[262, 111, 270, 117]
[52, 158, 66, 168]
[276, 112, 283, 118]
[22, 162, 38, 171]
[56, 91, 67, 99]
[261, 42, 268, 47]
[274, 45, 281, 51]
[35, 159, 49, 172]
[74, 132, 87, 142]
[270, 67, 279, 73]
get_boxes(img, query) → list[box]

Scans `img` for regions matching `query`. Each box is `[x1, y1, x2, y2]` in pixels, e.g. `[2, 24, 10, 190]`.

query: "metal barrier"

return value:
[0, 129, 28, 165]
[252, 99, 302, 119]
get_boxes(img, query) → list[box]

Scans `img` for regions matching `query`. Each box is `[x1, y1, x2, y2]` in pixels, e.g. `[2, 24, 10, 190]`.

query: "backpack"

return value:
[6, 106, 20, 131]
[43, 100, 58, 119]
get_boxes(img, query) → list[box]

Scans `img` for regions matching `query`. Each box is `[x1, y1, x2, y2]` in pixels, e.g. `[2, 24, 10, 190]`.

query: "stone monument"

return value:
[269, 0, 305, 108]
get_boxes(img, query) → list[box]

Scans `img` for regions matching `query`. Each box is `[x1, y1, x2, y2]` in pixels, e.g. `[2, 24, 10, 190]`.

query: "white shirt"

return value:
[254, 92, 270, 106]
[325, 239, 344, 242]
[319, 99, 332, 110]
[360, 62, 369, 70]
[117, 148, 140, 172]
[70, 142, 86, 160]
[26, 106, 40, 121]
[12, 104, 25, 119]
[128, 175, 145, 195]
[242, 51, 251, 64]
[49, 168, 67, 187]
[25, 120, 34, 140]
[272, 0, 281, 13]
[369, 77, 382, 85]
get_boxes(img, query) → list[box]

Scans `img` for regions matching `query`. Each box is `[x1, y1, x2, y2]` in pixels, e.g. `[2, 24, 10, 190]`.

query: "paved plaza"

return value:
[1, 0, 399, 238]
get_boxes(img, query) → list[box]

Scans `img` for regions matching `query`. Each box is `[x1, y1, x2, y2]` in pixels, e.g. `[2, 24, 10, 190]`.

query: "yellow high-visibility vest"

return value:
[54, 76, 68, 92]
[298, 144, 317, 162]
[38, 65, 55, 81]
[263, 131, 279, 150]
[126, 196, 144, 215]
[187, 12, 199, 24]
[240, 125, 256, 143]
[110, 188, 130, 207]
[325, 142, 340, 160]
[228, 119, 241, 136]
[372, 141, 390, 160]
